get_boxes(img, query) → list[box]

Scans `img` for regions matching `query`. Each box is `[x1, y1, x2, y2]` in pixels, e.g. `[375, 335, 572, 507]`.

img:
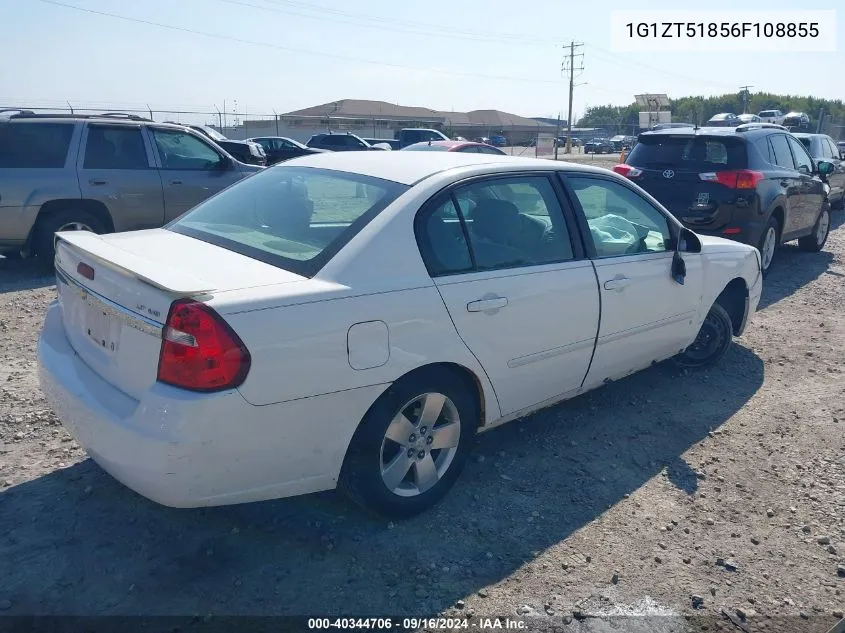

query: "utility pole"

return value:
[739, 86, 753, 114]
[562, 41, 584, 154]
[554, 113, 561, 160]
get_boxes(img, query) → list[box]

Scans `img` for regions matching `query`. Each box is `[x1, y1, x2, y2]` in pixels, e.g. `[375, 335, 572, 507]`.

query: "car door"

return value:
[766, 134, 804, 238]
[822, 137, 845, 202]
[77, 123, 165, 232]
[416, 173, 600, 417]
[786, 134, 825, 233]
[562, 173, 704, 390]
[149, 127, 244, 221]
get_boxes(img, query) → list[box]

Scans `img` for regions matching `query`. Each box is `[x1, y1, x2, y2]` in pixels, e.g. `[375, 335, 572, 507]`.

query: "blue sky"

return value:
[1, 0, 841, 124]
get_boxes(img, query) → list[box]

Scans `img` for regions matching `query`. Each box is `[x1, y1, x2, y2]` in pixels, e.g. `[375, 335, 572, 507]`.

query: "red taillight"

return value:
[612, 164, 642, 179]
[157, 299, 251, 392]
[699, 170, 764, 189]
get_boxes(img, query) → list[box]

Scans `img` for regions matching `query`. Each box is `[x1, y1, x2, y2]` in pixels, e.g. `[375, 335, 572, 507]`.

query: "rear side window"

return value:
[83, 125, 149, 170]
[0, 122, 74, 168]
[768, 135, 795, 169]
[168, 166, 408, 277]
[626, 136, 746, 171]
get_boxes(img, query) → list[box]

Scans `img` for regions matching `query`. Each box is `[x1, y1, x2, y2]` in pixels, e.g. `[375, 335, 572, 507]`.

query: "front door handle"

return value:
[89, 178, 107, 185]
[467, 297, 508, 312]
[603, 276, 631, 291]
[170, 179, 183, 185]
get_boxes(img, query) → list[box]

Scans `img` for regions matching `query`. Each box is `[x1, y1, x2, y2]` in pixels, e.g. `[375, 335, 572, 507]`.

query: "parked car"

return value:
[792, 133, 845, 208]
[608, 135, 630, 151]
[248, 136, 327, 164]
[363, 138, 401, 150]
[738, 114, 762, 124]
[472, 137, 492, 144]
[306, 132, 384, 151]
[401, 140, 506, 155]
[584, 138, 615, 154]
[614, 124, 833, 276]
[38, 151, 762, 518]
[706, 113, 741, 127]
[782, 112, 811, 131]
[489, 135, 508, 147]
[395, 128, 450, 148]
[758, 109, 785, 125]
[185, 125, 267, 166]
[0, 113, 262, 262]
[838, 140, 845, 159]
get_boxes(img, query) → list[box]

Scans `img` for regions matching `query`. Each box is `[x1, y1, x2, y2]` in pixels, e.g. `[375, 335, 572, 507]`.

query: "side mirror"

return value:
[817, 160, 834, 176]
[677, 227, 702, 253]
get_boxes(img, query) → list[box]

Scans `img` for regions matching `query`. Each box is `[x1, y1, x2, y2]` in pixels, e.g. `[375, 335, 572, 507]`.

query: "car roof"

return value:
[0, 116, 191, 132]
[276, 150, 606, 185]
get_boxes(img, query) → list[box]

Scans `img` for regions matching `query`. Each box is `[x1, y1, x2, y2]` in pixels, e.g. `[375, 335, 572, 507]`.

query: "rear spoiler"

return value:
[55, 231, 216, 294]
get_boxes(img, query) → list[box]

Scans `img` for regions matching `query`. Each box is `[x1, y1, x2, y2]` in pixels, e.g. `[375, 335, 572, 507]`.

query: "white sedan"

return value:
[38, 152, 763, 518]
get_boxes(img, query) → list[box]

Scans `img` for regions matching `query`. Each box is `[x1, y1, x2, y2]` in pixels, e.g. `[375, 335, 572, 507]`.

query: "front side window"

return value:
[566, 176, 672, 257]
[168, 167, 407, 276]
[0, 122, 74, 168]
[786, 136, 813, 173]
[152, 129, 224, 170]
[83, 125, 149, 170]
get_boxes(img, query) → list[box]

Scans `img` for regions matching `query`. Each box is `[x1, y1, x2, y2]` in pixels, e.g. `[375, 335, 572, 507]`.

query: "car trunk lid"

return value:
[54, 229, 305, 401]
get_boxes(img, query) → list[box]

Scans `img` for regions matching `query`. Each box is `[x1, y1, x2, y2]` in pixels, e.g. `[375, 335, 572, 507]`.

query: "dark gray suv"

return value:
[0, 113, 263, 262]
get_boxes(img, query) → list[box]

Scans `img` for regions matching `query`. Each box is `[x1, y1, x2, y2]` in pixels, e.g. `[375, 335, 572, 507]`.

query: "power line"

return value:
[583, 43, 736, 90]
[221, 0, 562, 47]
[36, 0, 565, 85]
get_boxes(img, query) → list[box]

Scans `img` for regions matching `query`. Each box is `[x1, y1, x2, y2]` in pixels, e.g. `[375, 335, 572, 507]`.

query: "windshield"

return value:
[168, 167, 408, 276]
[200, 126, 227, 141]
[627, 136, 747, 170]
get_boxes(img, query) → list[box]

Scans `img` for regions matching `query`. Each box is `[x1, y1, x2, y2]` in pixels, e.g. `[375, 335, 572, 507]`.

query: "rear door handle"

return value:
[603, 277, 631, 291]
[170, 179, 183, 185]
[467, 297, 508, 312]
[89, 178, 107, 185]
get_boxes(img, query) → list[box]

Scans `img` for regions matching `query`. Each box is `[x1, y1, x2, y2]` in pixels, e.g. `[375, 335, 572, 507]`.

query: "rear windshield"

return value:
[168, 167, 408, 277]
[627, 135, 747, 170]
[0, 122, 74, 168]
[797, 137, 812, 150]
[759, 111, 777, 117]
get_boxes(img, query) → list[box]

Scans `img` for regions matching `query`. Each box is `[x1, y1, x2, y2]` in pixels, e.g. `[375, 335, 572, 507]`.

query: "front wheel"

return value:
[339, 370, 478, 519]
[674, 303, 734, 369]
[798, 203, 830, 252]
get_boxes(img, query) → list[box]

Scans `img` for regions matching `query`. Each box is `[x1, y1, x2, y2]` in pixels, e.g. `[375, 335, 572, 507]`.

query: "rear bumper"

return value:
[37, 302, 385, 508]
[689, 217, 767, 250]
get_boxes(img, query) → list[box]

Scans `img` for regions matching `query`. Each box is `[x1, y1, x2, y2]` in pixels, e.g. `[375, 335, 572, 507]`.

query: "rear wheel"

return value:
[34, 209, 106, 267]
[339, 369, 478, 519]
[757, 216, 780, 277]
[674, 303, 733, 369]
[798, 203, 830, 252]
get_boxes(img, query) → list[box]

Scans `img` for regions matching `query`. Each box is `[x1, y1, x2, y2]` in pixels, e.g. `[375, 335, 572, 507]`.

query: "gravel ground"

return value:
[1, 209, 844, 632]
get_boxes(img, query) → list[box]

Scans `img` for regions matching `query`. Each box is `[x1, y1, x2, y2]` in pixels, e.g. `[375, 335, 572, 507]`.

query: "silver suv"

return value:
[0, 113, 263, 262]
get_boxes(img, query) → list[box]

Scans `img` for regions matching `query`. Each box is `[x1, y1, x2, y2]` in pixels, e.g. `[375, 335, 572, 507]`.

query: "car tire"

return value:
[34, 209, 106, 267]
[757, 216, 780, 278]
[339, 368, 478, 519]
[798, 203, 830, 252]
[674, 303, 733, 370]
